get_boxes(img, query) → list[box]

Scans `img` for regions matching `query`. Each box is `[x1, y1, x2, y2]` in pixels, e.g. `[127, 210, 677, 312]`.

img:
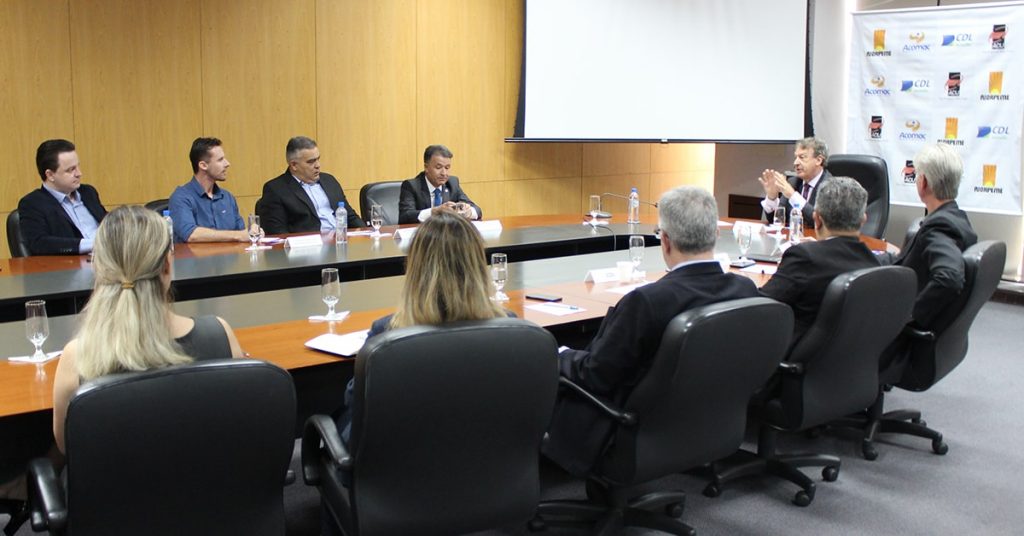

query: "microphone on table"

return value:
[585, 192, 659, 219]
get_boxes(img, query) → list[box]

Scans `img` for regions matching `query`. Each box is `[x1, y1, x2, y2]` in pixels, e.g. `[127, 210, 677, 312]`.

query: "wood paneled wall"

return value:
[0, 0, 713, 258]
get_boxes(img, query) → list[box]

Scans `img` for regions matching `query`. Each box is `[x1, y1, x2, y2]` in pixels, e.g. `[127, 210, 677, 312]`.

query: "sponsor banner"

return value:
[849, 3, 1023, 215]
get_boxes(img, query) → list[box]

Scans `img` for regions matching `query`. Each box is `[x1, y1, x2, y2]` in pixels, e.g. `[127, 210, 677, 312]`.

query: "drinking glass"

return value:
[628, 235, 645, 280]
[370, 204, 383, 235]
[736, 224, 752, 261]
[321, 268, 341, 319]
[491, 253, 509, 302]
[772, 206, 786, 231]
[245, 214, 261, 250]
[25, 300, 49, 362]
[589, 195, 602, 222]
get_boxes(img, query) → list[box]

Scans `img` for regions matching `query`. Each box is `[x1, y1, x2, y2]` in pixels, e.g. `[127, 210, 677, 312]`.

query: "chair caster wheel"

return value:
[665, 502, 684, 518]
[703, 483, 721, 498]
[822, 466, 839, 482]
[862, 443, 878, 461]
[932, 439, 949, 455]
[792, 490, 813, 507]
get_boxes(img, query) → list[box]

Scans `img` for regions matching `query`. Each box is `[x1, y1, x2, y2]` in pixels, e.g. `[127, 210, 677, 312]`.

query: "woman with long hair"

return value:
[52, 205, 244, 452]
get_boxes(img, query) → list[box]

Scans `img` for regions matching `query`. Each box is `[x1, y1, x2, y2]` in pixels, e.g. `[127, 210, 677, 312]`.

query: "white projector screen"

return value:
[520, 0, 809, 142]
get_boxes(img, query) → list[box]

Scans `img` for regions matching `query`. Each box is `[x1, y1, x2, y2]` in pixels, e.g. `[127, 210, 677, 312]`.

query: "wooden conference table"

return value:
[0, 219, 886, 426]
[0, 215, 656, 322]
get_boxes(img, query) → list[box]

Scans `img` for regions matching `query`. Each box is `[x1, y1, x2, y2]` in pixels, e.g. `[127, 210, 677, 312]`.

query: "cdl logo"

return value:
[901, 80, 930, 91]
[978, 126, 1010, 137]
[942, 33, 973, 45]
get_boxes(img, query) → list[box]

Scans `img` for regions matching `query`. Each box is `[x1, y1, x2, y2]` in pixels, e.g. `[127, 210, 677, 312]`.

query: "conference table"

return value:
[0, 215, 884, 448]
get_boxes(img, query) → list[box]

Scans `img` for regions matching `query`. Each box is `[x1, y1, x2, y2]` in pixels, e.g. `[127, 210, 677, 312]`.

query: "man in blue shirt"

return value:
[17, 139, 108, 255]
[169, 137, 249, 243]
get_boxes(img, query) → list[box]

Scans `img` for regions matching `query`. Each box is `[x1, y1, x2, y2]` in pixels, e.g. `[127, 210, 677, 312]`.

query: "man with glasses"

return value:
[759, 137, 833, 228]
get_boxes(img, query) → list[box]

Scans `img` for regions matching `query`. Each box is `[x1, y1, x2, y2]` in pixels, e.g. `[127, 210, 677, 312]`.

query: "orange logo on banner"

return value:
[989, 72, 1004, 95]
[945, 117, 959, 139]
[874, 30, 886, 51]
[983, 164, 997, 187]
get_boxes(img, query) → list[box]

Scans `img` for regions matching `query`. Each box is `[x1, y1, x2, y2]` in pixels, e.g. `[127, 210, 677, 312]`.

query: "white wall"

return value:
[714, 0, 1024, 279]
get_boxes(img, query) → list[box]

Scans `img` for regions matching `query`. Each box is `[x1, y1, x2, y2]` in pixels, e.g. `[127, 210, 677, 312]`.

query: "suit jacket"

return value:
[543, 262, 758, 476]
[17, 184, 108, 255]
[879, 201, 977, 328]
[256, 171, 365, 235]
[760, 235, 879, 347]
[397, 173, 481, 224]
[764, 170, 833, 228]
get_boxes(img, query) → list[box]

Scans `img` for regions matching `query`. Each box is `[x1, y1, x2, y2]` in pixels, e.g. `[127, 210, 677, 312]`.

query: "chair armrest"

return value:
[301, 414, 352, 487]
[777, 361, 804, 375]
[902, 324, 936, 341]
[558, 377, 637, 426]
[26, 458, 66, 532]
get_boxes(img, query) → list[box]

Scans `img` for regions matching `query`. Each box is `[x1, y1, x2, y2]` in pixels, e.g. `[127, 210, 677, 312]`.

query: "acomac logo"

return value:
[865, 75, 890, 95]
[981, 71, 1009, 101]
[975, 164, 1002, 193]
[899, 119, 925, 141]
[991, 24, 1006, 50]
[868, 29, 892, 56]
[869, 116, 883, 139]
[946, 72, 961, 97]
[939, 117, 964, 146]
[902, 160, 916, 184]
[904, 32, 930, 51]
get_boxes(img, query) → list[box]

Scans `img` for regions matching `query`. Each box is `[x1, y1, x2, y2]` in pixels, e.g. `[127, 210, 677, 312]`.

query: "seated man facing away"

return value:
[760, 177, 880, 348]
[168, 137, 249, 243]
[398, 144, 481, 224]
[257, 136, 365, 235]
[877, 143, 978, 331]
[543, 186, 758, 476]
[18, 139, 108, 255]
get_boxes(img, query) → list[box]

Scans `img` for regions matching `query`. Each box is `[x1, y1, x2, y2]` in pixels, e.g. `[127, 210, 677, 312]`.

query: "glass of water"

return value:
[321, 268, 341, 320]
[736, 224, 752, 261]
[491, 253, 509, 302]
[25, 300, 49, 363]
[772, 206, 786, 231]
[370, 204, 383, 236]
[628, 235, 645, 280]
[589, 195, 602, 222]
[245, 214, 261, 251]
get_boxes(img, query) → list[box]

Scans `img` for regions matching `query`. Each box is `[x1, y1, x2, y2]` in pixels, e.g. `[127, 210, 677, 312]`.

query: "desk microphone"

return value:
[586, 192, 658, 219]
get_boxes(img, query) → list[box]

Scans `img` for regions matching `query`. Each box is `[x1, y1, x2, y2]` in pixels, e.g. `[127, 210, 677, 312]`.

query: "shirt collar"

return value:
[423, 175, 442, 193]
[292, 174, 319, 187]
[668, 258, 721, 272]
[188, 176, 222, 199]
[42, 182, 77, 203]
[806, 169, 824, 188]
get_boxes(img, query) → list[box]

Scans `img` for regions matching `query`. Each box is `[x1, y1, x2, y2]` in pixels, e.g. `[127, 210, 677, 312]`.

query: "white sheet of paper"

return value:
[394, 228, 417, 241]
[718, 220, 733, 227]
[472, 220, 503, 233]
[284, 234, 324, 248]
[741, 264, 778, 275]
[348, 230, 393, 237]
[8, 351, 62, 363]
[259, 237, 284, 244]
[304, 329, 370, 357]
[525, 303, 587, 316]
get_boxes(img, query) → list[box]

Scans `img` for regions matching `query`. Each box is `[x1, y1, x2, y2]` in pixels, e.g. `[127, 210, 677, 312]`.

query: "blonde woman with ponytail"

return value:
[52, 205, 244, 452]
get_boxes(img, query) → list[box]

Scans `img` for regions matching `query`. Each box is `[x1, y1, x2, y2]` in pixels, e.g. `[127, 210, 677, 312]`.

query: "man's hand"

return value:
[773, 173, 796, 199]
[758, 169, 784, 200]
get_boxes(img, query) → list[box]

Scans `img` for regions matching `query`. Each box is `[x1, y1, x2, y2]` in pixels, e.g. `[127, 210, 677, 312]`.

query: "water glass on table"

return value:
[321, 268, 342, 320]
[25, 300, 50, 363]
[491, 253, 509, 302]
[245, 214, 262, 251]
[628, 235, 645, 280]
[370, 204, 383, 236]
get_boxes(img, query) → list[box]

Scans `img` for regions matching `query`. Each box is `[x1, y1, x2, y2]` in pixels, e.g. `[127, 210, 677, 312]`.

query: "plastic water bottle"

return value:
[335, 202, 348, 245]
[627, 187, 641, 224]
[162, 209, 174, 250]
[789, 207, 803, 242]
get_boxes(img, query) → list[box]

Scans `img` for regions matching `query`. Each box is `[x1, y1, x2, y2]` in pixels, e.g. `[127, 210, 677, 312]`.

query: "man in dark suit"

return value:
[878, 143, 977, 330]
[760, 177, 880, 347]
[17, 139, 108, 255]
[397, 145, 481, 224]
[257, 136, 365, 235]
[759, 136, 832, 228]
[543, 186, 758, 476]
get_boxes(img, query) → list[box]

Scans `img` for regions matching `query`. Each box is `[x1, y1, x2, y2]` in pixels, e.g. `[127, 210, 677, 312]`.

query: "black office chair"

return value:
[835, 240, 1006, 459]
[358, 181, 402, 225]
[302, 318, 559, 536]
[706, 266, 916, 506]
[6, 211, 30, 258]
[143, 198, 169, 214]
[826, 154, 890, 238]
[27, 359, 296, 535]
[534, 298, 792, 535]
